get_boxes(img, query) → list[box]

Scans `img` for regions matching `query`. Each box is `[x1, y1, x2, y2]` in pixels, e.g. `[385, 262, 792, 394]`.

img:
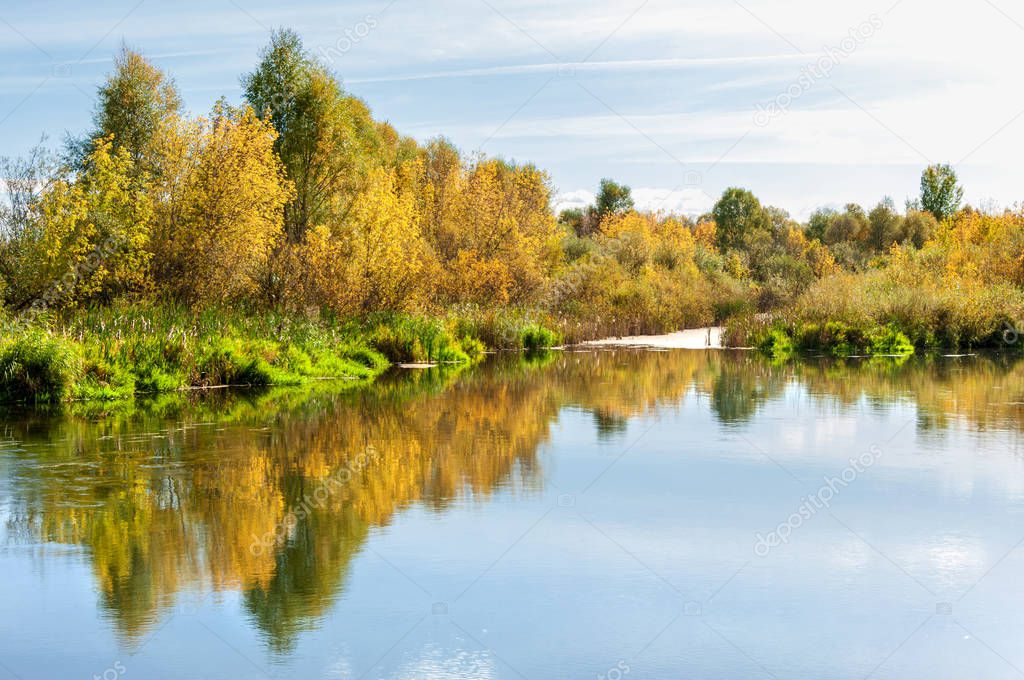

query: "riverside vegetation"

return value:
[2, 30, 1023, 403]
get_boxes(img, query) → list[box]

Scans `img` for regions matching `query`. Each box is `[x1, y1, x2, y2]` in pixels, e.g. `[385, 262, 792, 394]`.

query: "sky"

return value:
[1, 0, 1022, 219]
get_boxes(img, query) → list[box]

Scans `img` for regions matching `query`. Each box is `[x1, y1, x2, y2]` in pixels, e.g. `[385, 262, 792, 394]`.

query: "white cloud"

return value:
[632, 187, 716, 216]
[554, 187, 715, 219]
[344, 53, 809, 84]
[553, 189, 594, 212]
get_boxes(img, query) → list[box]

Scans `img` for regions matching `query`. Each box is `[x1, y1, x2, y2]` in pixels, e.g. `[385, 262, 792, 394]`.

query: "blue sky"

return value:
[1, 0, 1022, 218]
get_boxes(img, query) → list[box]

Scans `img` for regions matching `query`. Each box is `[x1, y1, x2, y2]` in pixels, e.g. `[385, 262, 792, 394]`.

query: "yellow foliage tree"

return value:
[336, 165, 424, 311]
[427, 157, 561, 304]
[931, 209, 1024, 286]
[5, 137, 153, 308]
[150, 102, 293, 303]
[287, 164, 424, 314]
[693, 220, 718, 251]
[599, 212, 700, 278]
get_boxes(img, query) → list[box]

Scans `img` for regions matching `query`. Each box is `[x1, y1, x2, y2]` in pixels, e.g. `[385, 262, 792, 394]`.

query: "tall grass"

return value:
[0, 304, 567, 404]
[727, 269, 1024, 355]
[0, 304, 391, 404]
[0, 330, 84, 403]
[365, 313, 479, 364]
[444, 306, 563, 351]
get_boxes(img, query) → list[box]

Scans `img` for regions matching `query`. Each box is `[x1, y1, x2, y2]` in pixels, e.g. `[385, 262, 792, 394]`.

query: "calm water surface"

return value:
[2, 349, 1024, 679]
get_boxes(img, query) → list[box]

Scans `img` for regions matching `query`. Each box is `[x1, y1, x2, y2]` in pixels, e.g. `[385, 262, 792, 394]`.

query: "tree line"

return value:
[2, 29, 1022, 352]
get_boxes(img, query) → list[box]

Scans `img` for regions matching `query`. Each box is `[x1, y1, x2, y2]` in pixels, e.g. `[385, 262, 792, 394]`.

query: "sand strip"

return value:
[579, 327, 723, 350]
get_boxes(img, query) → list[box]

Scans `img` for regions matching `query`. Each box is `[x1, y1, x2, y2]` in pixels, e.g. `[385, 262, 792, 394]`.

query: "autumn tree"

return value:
[3, 50, 179, 310]
[338, 166, 423, 311]
[0, 144, 57, 306]
[418, 137, 463, 254]
[599, 212, 699, 277]
[434, 158, 561, 304]
[376, 121, 421, 176]
[149, 102, 293, 303]
[1, 138, 153, 309]
[293, 164, 424, 314]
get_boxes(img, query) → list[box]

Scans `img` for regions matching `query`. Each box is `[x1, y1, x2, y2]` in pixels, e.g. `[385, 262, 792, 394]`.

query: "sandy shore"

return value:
[579, 327, 724, 350]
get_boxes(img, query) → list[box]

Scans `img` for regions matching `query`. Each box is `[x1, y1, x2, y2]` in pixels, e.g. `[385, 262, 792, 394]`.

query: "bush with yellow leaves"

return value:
[149, 102, 293, 304]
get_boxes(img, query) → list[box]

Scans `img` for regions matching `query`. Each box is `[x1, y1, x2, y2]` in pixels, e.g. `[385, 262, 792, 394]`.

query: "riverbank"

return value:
[2, 303, 740, 405]
[5, 293, 1020, 407]
[0, 305, 570, 404]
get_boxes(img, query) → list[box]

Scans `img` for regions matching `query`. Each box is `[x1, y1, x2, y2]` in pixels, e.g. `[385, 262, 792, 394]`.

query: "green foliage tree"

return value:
[868, 198, 901, 250]
[765, 206, 796, 234]
[242, 29, 382, 240]
[901, 210, 939, 248]
[806, 207, 836, 243]
[825, 204, 869, 245]
[920, 163, 964, 221]
[88, 46, 181, 175]
[558, 179, 635, 238]
[595, 178, 634, 219]
[712, 188, 771, 251]
[558, 207, 585, 235]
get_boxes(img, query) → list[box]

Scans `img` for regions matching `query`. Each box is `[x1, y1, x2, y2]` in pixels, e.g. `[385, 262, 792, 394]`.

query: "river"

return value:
[1, 349, 1023, 679]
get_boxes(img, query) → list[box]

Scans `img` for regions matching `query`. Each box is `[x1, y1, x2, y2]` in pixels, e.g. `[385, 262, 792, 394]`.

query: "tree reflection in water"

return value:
[2, 349, 1023, 651]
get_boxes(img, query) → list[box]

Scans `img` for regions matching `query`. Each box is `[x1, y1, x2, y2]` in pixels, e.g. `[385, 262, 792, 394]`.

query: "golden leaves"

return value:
[150, 104, 293, 303]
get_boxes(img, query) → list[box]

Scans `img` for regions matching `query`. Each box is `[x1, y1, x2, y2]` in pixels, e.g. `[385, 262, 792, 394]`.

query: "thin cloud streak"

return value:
[345, 53, 810, 84]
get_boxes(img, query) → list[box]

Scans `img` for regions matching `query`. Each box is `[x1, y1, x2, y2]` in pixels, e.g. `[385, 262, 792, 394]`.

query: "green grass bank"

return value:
[0, 305, 562, 404]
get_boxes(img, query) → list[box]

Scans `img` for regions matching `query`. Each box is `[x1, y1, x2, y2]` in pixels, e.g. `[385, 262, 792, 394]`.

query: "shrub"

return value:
[868, 325, 914, 356]
[458, 335, 486, 360]
[821, 321, 865, 357]
[0, 331, 84, 402]
[76, 344, 137, 401]
[756, 327, 794, 358]
[0, 305, 394, 403]
[520, 324, 561, 351]
[367, 314, 472, 364]
[338, 344, 390, 373]
[441, 307, 566, 353]
[196, 339, 280, 386]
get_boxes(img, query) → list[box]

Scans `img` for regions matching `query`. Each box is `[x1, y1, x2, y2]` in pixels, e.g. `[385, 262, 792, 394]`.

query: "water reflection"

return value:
[2, 349, 1024, 656]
